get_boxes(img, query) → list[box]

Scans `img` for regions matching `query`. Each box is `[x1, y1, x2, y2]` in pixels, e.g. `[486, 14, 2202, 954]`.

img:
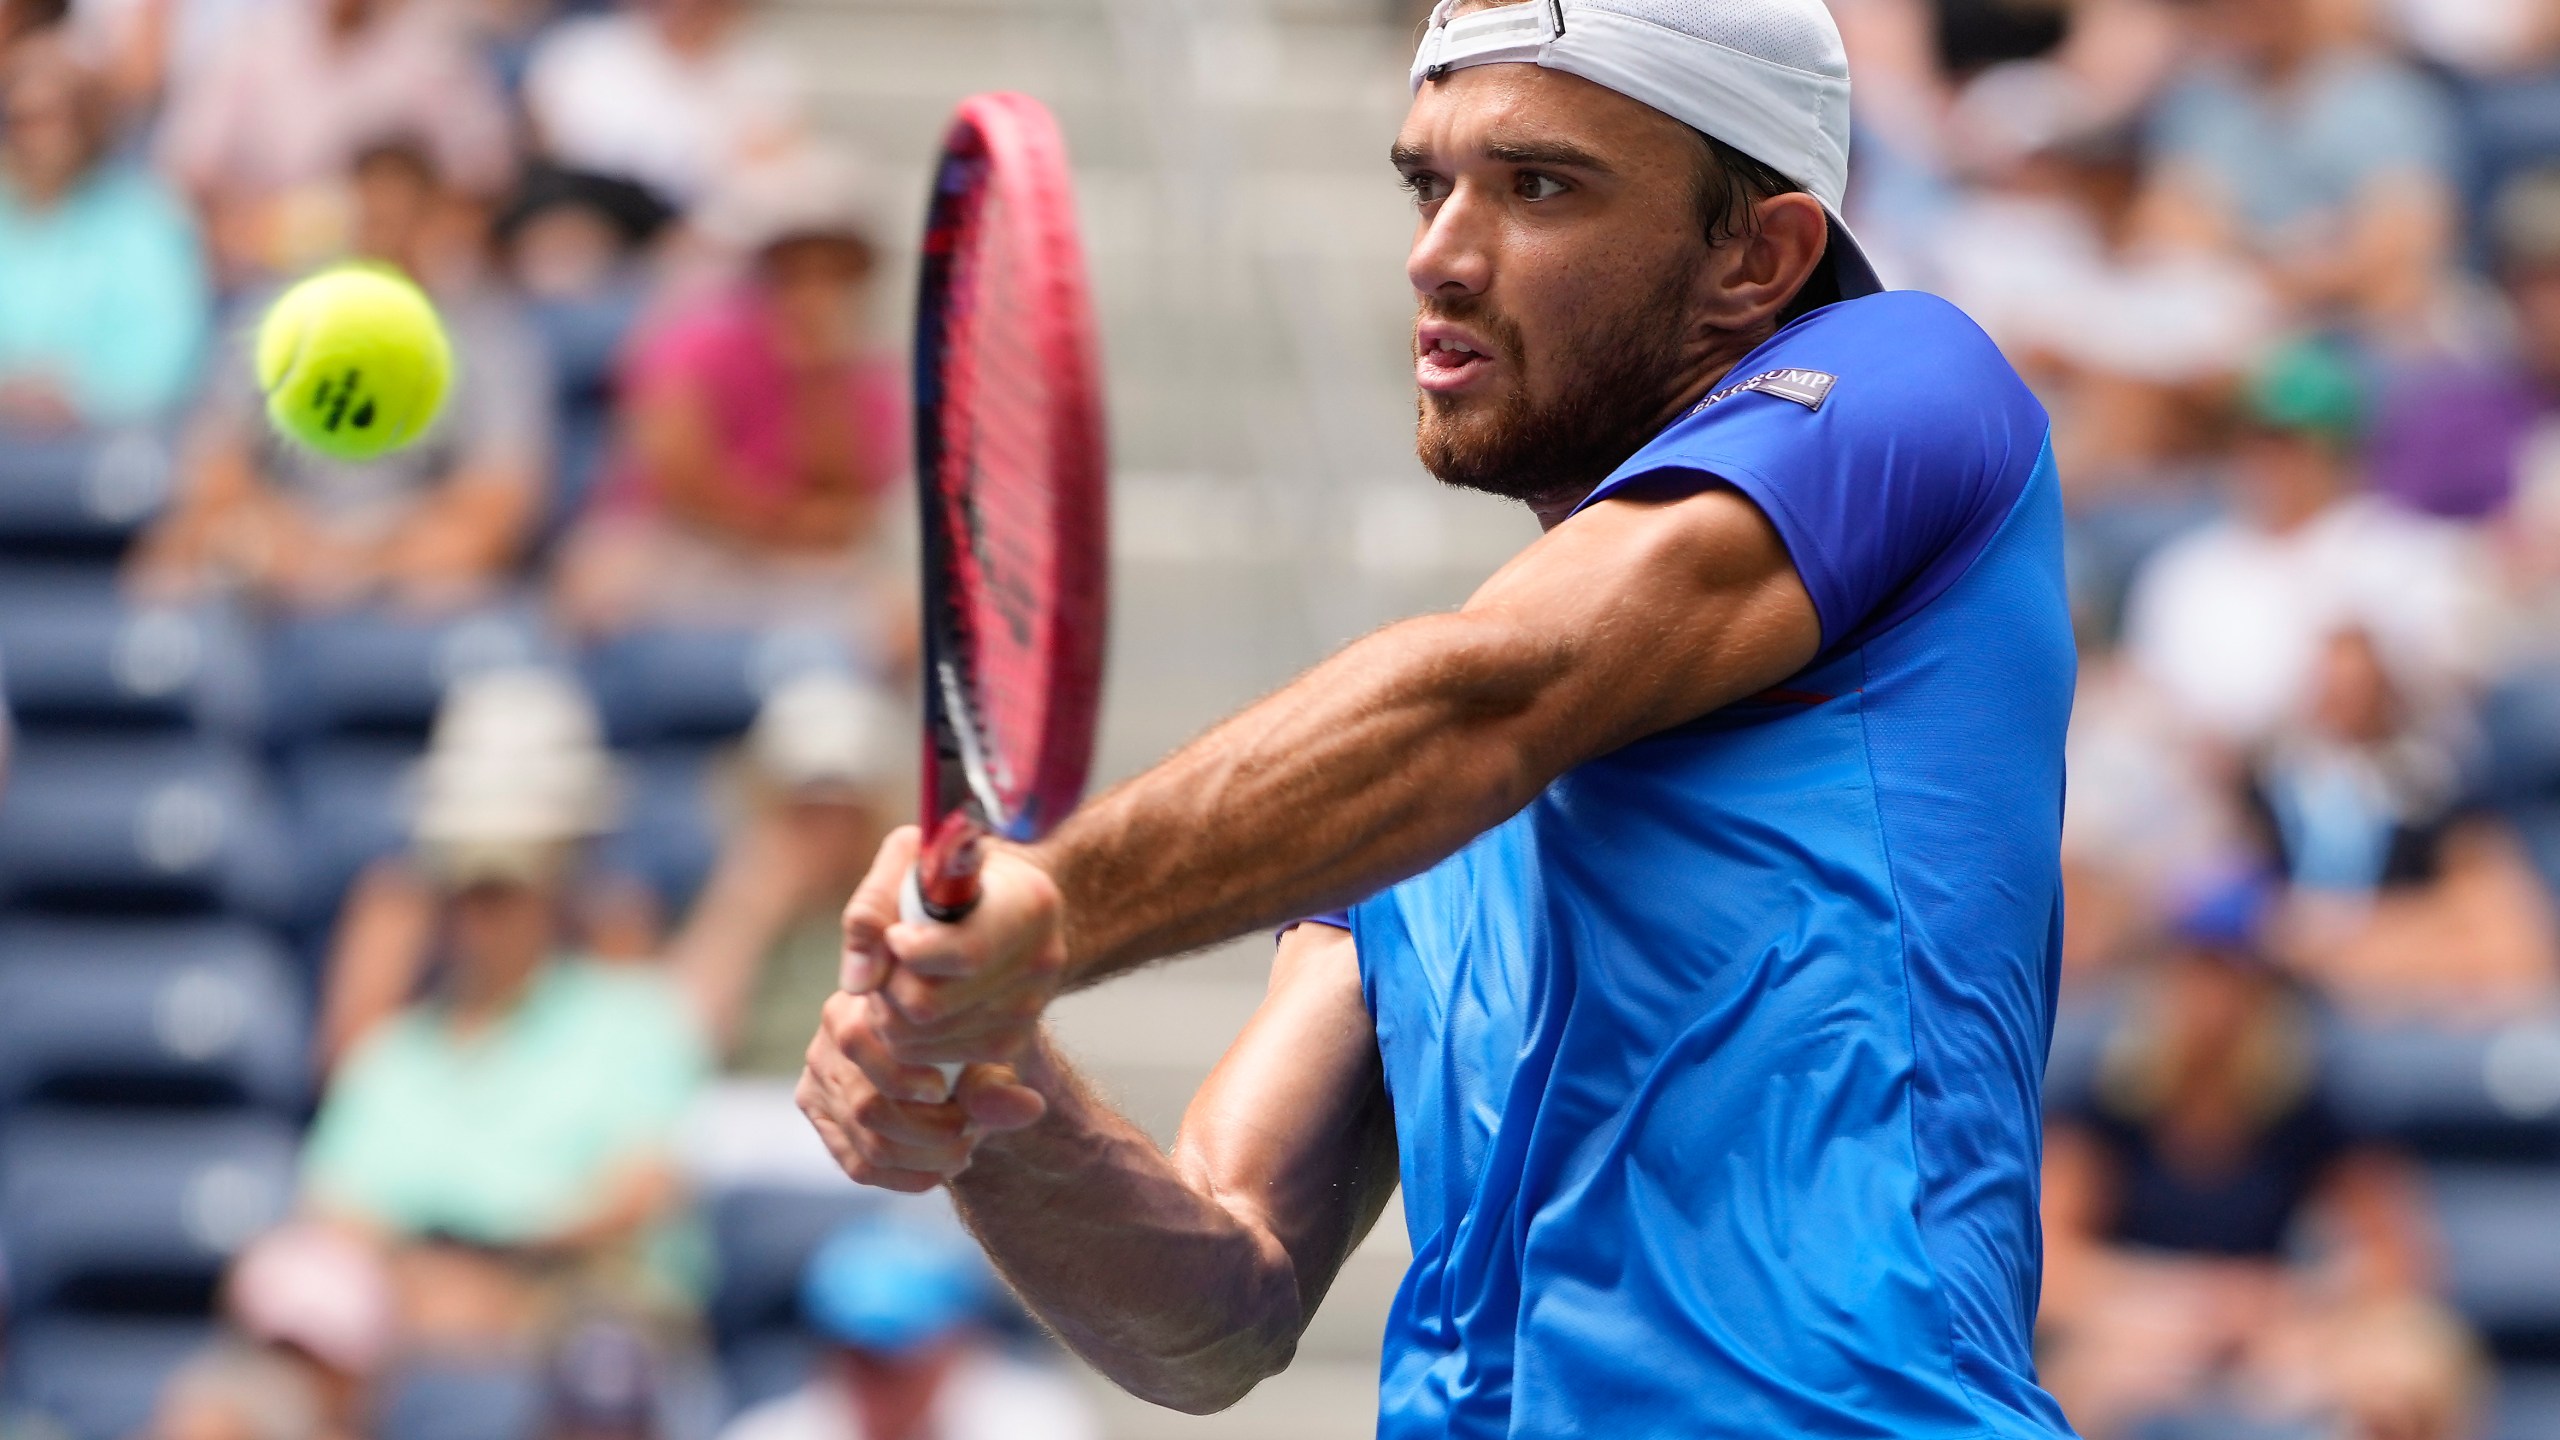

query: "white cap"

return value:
[749, 673, 907, 795]
[696, 145, 883, 256]
[1410, 0, 1882, 300]
[411, 667, 619, 860]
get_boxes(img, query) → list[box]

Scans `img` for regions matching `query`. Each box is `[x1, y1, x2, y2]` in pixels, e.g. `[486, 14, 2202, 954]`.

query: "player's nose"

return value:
[1407, 186, 1494, 300]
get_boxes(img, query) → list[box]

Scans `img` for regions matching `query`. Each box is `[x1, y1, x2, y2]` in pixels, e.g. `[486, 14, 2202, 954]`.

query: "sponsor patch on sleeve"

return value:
[1691, 367, 1839, 416]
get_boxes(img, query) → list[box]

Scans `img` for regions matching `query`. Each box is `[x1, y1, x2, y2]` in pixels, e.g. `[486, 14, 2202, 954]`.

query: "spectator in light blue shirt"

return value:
[0, 34, 209, 431]
[2140, 0, 2459, 336]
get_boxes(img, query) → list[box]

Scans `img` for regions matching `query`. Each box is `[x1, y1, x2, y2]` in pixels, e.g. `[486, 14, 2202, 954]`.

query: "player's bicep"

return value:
[1173, 921, 1396, 1325]
[1463, 483, 1820, 765]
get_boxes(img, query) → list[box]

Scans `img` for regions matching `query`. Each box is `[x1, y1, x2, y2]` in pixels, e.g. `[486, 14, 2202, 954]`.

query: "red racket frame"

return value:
[911, 92, 1109, 920]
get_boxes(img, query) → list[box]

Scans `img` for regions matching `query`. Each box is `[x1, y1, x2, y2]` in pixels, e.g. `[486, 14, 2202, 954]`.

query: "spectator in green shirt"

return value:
[0, 34, 208, 431]
[301, 668, 709, 1353]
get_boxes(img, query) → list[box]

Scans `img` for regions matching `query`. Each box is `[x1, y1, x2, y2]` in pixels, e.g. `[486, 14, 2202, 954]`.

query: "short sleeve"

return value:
[2324, 58, 2457, 184]
[299, 1023, 428, 1229]
[69, 174, 210, 424]
[1279, 911, 1354, 939]
[1580, 292, 2050, 655]
[2142, 77, 2227, 174]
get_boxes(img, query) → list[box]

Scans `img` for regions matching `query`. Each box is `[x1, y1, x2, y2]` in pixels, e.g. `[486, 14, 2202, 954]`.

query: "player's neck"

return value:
[1520, 324, 1779, 530]
[1525, 493, 1587, 530]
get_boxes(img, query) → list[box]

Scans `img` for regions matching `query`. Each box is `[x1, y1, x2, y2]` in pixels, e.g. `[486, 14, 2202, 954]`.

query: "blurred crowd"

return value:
[0, 0, 1105, 1433]
[1, 0, 912, 631]
[1840, 0, 2560, 1436]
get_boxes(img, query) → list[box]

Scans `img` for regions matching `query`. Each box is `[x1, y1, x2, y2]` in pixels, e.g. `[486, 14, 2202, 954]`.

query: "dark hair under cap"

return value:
[497, 165, 678, 253]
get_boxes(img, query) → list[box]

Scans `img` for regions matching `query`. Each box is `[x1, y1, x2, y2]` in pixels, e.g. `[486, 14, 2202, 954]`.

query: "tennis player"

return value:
[799, 0, 2078, 1435]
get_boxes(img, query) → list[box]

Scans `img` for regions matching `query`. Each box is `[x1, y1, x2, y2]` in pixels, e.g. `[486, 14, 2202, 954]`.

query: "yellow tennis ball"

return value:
[255, 266, 454, 461]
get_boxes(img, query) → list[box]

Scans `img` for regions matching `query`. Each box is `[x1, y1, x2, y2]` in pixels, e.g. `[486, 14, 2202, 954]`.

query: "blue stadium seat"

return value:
[2130, 1409, 2319, 1440]
[550, 410, 612, 543]
[0, 429, 174, 565]
[0, 736, 292, 920]
[2462, 70, 2560, 270]
[721, 1329, 819, 1413]
[2044, 994, 2117, 1107]
[2495, 1363, 2560, 1440]
[0, 919, 307, 1112]
[263, 604, 559, 744]
[704, 1185, 880, 1344]
[373, 1362, 545, 1440]
[523, 278, 644, 543]
[4, 1316, 210, 1440]
[280, 738, 422, 932]
[0, 571, 260, 738]
[583, 626, 859, 746]
[2431, 1166, 2560, 1360]
[0, 1109, 297, 1315]
[527, 288, 639, 407]
[2327, 1022, 2560, 1163]
[2480, 664, 2560, 802]
[2506, 801, 2560, 910]
[595, 743, 723, 914]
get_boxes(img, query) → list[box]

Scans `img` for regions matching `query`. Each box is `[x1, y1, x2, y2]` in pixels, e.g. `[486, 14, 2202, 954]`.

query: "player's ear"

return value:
[1697, 192, 1828, 331]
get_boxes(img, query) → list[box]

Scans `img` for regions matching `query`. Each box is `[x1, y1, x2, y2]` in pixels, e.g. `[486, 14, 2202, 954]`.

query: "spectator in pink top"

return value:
[556, 150, 904, 641]
[154, 0, 512, 285]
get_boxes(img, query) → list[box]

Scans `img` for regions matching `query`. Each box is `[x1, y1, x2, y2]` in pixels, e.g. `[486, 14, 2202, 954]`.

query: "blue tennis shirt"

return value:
[1344, 290, 2078, 1439]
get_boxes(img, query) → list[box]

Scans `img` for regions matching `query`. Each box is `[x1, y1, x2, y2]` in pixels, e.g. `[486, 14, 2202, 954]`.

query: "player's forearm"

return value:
[951, 1040, 1304, 1414]
[1034, 610, 1563, 982]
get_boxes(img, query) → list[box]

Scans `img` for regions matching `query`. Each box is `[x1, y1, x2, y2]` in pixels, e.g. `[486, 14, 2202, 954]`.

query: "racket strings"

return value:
[940, 169, 1066, 815]
[919, 95, 1108, 842]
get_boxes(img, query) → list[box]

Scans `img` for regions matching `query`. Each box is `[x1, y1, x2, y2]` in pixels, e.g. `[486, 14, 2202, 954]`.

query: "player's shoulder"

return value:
[1641, 290, 2040, 460]
[1767, 289, 2032, 406]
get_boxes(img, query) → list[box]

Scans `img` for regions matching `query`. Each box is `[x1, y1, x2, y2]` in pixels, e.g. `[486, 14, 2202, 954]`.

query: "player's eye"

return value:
[1401, 171, 1449, 207]
[1516, 171, 1568, 202]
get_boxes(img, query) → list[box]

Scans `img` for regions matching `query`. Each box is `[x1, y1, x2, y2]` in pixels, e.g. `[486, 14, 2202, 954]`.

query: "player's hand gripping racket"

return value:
[896, 93, 1109, 1078]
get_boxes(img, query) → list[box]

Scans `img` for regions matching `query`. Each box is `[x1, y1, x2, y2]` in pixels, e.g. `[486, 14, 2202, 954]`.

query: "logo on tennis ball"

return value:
[303, 367, 380, 437]
[256, 266, 454, 462]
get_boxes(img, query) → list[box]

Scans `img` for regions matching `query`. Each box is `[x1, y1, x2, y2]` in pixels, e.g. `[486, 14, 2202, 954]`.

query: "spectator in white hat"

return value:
[672, 673, 908, 1075]
[298, 669, 708, 1352]
[521, 0, 809, 212]
[318, 667, 667, 1070]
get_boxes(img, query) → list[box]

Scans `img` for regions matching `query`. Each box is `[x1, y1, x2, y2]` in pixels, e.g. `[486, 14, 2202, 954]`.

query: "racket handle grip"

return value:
[897, 812, 989, 1092]
[915, 812, 988, 921]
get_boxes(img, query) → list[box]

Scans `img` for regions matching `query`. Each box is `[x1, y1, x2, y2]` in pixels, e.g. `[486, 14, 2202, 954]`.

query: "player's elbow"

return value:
[1115, 1329, 1299, 1415]
[1090, 1259, 1305, 1414]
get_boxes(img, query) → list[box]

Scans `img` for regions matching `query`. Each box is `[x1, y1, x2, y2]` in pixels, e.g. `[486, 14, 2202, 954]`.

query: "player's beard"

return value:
[1414, 266, 1698, 505]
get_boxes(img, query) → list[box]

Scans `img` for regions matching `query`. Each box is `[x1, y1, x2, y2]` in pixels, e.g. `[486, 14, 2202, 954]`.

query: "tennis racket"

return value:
[900, 92, 1110, 961]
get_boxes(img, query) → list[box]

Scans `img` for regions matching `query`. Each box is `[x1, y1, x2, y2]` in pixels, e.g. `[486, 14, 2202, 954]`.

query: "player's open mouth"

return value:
[1416, 327, 1495, 394]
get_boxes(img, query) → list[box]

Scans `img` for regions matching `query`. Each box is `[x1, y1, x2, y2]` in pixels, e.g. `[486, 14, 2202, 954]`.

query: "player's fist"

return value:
[839, 826, 1070, 1069]
[797, 991, 1046, 1193]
